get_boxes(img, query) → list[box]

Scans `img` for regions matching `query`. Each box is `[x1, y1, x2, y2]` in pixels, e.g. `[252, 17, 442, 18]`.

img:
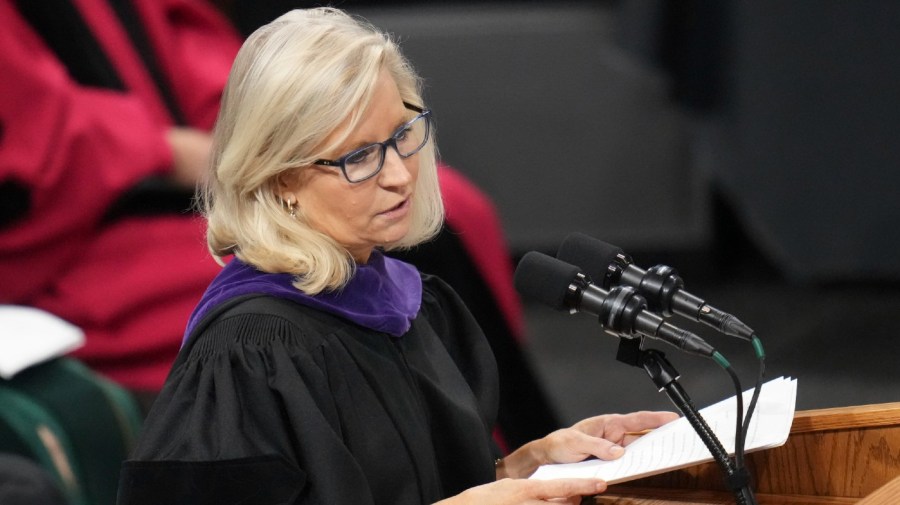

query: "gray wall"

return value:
[355, 3, 710, 254]
[357, 1, 900, 282]
[715, 1, 900, 281]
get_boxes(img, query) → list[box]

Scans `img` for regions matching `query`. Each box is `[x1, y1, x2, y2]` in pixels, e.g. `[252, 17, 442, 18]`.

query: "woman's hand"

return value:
[498, 410, 680, 480]
[434, 477, 607, 505]
[435, 411, 679, 504]
[166, 127, 213, 188]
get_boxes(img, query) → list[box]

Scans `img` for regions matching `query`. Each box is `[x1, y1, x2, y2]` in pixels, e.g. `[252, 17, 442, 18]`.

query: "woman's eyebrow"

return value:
[392, 113, 417, 132]
[332, 110, 410, 155]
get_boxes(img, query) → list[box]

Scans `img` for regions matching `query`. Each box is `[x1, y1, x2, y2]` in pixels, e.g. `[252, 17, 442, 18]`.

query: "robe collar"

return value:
[183, 251, 422, 344]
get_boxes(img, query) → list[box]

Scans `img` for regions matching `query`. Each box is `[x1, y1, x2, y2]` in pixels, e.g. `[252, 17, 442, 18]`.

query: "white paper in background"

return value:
[0, 305, 85, 379]
[530, 376, 797, 485]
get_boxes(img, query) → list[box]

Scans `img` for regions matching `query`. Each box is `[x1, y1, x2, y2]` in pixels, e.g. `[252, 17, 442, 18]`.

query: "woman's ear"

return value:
[276, 171, 296, 203]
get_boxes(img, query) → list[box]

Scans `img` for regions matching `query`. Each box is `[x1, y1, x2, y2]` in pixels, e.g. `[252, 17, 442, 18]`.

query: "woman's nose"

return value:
[378, 147, 413, 187]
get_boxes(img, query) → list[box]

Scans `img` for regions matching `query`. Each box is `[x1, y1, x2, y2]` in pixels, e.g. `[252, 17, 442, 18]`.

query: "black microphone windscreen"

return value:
[514, 251, 580, 311]
[556, 233, 623, 283]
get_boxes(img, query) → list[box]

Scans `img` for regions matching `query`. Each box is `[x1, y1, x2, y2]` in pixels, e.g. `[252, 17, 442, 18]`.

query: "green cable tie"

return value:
[712, 351, 731, 369]
[751, 336, 766, 360]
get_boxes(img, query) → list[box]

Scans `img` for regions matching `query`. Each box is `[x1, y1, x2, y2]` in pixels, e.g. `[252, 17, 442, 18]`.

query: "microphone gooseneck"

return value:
[518, 242, 760, 505]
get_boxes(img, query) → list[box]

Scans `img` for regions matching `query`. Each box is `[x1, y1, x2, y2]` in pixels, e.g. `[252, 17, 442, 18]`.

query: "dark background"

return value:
[219, 0, 900, 424]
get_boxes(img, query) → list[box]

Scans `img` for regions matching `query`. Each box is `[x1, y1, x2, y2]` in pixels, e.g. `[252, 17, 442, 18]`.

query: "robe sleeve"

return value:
[0, 3, 171, 301]
[419, 274, 500, 433]
[118, 311, 378, 505]
[131, 0, 241, 129]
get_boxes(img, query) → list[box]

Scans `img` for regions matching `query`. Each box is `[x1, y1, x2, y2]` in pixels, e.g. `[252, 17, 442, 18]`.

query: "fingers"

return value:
[528, 411, 681, 473]
[522, 478, 607, 501]
[569, 429, 626, 461]
[609, 411, 680, 445]
[448, 478, 606, 505]
[574, 410, 679, 444]
[543, 428, 625, 464]
[544, 410, 679, 463]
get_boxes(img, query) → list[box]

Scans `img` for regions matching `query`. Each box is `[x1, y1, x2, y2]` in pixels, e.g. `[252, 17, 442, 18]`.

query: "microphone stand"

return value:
[615, 337, 756, 505]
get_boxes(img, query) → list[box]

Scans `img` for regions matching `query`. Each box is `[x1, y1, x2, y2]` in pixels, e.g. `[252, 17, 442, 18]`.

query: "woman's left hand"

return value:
[498, 410, 680, 480]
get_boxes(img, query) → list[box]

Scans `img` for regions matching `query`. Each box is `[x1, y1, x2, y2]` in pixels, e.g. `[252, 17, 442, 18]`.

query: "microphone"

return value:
[556, 233, 755, 340]
[514, 251, 716, 357]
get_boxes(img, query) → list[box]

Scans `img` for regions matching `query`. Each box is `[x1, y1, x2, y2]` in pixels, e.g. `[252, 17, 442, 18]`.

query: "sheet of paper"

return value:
[0, 305, 85, 379]
[530, 376, 797, 484]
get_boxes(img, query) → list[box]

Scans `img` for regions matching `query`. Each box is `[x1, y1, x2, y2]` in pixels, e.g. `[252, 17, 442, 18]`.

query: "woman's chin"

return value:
[379, 223, 413, 248]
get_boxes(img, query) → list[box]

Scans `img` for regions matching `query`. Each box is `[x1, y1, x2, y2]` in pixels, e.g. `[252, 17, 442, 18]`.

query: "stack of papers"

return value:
[530, 376, 797, 484]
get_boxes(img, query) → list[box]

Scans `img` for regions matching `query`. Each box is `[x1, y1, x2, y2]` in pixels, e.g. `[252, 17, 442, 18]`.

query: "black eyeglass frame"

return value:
[313, 102, 432, 183]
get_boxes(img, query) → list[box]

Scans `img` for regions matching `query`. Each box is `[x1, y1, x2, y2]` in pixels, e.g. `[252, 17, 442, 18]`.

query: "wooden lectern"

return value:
[590, 402, 900, 505]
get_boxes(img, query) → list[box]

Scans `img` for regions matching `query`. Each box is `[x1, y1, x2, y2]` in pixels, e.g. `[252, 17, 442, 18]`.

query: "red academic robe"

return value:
[0, 0, 242, 390]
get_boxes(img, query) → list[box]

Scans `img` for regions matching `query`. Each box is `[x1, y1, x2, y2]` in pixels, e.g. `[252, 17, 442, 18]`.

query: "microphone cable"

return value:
[738, 336, 767, 471]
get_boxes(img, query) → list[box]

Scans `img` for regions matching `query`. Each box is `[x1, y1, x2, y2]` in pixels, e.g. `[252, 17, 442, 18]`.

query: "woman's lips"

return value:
[378, 197, 411, 219]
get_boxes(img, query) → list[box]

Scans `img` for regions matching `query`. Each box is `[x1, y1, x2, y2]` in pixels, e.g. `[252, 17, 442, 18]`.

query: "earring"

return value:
[288, 199, 297, 219]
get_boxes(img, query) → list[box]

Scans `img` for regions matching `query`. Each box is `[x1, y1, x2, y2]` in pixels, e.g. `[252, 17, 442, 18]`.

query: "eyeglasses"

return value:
[314, 102, 432, 183]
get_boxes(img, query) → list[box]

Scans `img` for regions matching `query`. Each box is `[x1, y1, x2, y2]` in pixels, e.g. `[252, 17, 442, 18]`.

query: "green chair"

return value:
[0, 358, 143, 505]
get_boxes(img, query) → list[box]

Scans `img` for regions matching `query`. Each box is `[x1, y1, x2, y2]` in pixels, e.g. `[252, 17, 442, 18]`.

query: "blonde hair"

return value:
[202, 7, 443, 294]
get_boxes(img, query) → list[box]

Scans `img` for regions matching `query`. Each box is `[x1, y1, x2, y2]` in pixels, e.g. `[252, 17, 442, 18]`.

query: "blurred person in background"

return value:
[0, 0, 241, 409]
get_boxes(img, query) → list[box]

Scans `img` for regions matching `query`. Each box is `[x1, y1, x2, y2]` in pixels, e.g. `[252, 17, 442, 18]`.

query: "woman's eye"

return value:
[395, 127, 411, 142]
[346, 147, 375, 165]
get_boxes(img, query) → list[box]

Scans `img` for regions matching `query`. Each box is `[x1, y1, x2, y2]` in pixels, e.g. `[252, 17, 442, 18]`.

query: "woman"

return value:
[117, 8, 676, 505]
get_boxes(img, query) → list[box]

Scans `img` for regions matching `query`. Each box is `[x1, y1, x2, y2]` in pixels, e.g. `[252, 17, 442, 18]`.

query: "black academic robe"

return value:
[117, 274, 499, 505]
